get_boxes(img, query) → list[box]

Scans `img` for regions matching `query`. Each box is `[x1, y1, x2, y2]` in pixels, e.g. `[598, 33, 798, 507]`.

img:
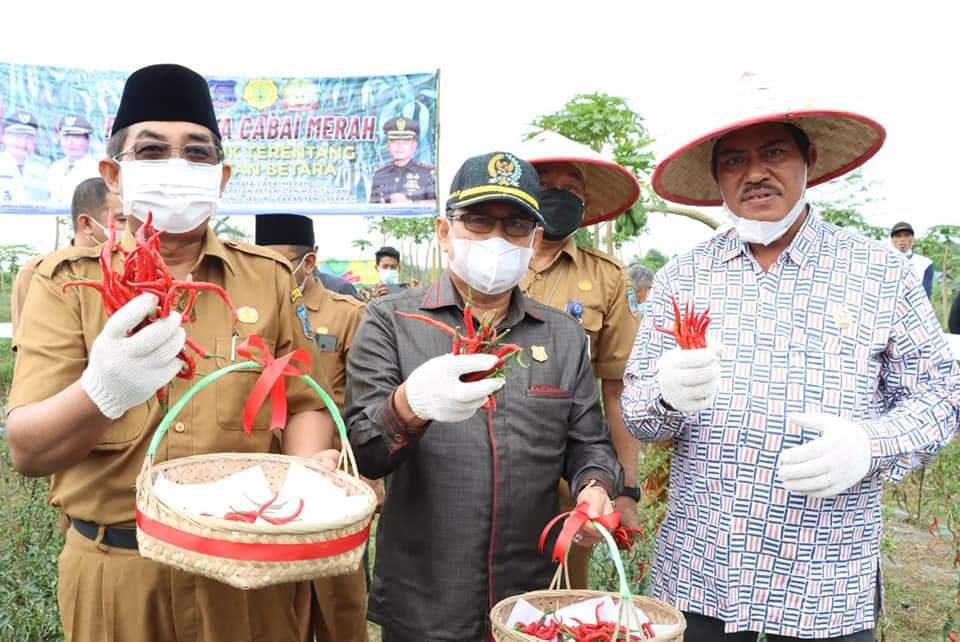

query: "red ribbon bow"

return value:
[237, 336, 312, 435]
[538, 502, 622, 563]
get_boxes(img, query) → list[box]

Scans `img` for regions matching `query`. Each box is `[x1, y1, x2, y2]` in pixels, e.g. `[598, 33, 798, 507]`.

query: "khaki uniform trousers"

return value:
[58, 527, 301, 642]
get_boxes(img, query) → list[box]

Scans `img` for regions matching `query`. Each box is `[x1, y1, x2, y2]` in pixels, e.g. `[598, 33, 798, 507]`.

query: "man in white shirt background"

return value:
[890, 221, 934, 299]
[47, 114, 100, 204]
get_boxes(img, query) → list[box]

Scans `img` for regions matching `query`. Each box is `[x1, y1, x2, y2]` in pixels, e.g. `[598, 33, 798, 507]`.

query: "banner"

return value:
[0, 62, 439, 216]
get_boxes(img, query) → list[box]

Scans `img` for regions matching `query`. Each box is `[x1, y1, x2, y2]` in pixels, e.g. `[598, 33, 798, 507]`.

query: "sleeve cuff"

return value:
[374, 389, 430, 454]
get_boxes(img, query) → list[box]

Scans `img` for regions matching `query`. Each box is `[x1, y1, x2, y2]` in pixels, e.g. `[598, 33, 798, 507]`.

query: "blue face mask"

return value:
[378, 268, 399, 285]
[636, 300, 650, 316]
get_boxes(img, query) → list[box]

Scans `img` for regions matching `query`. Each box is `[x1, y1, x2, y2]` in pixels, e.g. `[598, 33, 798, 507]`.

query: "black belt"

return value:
[71, 519, 139, 550]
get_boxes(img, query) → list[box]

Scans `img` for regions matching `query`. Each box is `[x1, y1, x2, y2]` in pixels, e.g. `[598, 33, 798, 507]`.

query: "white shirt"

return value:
[47, 155, 100, 204]
[0, 152, 49, 203]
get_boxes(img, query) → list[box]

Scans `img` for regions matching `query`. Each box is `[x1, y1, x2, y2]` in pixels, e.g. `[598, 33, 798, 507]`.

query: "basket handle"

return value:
[145, 361, 357, 477]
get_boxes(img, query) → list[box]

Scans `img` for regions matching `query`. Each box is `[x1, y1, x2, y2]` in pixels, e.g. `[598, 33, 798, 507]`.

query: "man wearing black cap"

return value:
[255, 213, 360, 299]
[255, 213, 372, 642]
[0, 110, 49, 202]
[890, 221, 934, 299]
[48, 114, 100, 203]
[6, 64, 339, 642]
[368, 116, 435, 204]
[346, 151, 621, 640]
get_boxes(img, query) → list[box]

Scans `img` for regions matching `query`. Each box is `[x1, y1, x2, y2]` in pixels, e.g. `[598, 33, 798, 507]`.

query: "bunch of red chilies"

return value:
[221, 492, 304, 525]
[655, 296, 710, 349]
[515, 603, 656, 641]
[63, 212, 237, 401]
[397, 301, 522, 411]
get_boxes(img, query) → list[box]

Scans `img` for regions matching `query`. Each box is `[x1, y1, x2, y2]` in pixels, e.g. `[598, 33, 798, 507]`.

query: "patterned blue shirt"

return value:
[622, 211, 960, 637]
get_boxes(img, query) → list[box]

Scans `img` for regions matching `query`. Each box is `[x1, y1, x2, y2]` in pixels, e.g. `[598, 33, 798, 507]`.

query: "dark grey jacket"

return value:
[345, 273, 622, 641]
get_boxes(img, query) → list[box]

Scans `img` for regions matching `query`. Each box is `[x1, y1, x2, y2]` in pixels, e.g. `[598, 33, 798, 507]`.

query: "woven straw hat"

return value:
[651, 74, 886, 206]
[518, 130, 641, 226]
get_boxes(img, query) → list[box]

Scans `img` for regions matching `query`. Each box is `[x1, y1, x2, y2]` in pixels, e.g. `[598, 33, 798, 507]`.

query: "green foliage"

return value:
[814, 169, 886, 240]
[0, 244, 37, 274]
[0, 339, 14, 398]
[0, 441, 64, 642]
[367, 216, 436, 247]
[529, 93, 661, 247]
[632, 249, 669, 273]
[589, 445, 670, 595]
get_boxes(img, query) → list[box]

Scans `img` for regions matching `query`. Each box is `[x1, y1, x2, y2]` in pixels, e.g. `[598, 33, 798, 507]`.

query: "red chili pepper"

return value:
[656, 295, 710, 350]
[395, 311, 456, 336]
[260, 498, 305, 525]
[63, 211, 236, 402]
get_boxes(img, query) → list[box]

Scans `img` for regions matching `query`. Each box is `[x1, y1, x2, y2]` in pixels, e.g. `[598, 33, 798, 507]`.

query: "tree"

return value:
[914, 224, 960, 326]
[814, 169, 885, 240]
[0, 244, 37, 295]
[366, 216, 438, 282]
[638, 249, 669, 272]
[529, 93, 720, 253]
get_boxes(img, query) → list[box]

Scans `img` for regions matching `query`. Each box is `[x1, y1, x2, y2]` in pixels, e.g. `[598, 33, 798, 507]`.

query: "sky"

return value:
[0, 0, 956, 265]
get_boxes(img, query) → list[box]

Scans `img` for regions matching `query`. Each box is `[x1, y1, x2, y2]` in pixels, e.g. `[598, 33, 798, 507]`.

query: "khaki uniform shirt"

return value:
[10, 255, 42, 336]
[8, 230, 332, 526]
[521, 238, 640, 380]
[297, 279, 365, 409]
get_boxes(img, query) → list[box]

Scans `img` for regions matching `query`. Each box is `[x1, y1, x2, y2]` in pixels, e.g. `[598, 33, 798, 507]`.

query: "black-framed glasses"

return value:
[113, 141, 224, 165]
[447, 213, 537, 238]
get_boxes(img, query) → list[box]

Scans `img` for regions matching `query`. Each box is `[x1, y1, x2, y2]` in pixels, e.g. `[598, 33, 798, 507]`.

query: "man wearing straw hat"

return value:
[517, 130, 644, 588]
[621, 76, 960, 640]
[5, 64, 340, 642]
[346, 151, 622, 641]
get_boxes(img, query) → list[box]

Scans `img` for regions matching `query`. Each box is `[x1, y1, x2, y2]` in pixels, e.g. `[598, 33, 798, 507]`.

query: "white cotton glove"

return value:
[658, 347, 721, 413]
[778, 413, 874, 498]
[405, 353, 505, 423]
[81, 293, 186, 419]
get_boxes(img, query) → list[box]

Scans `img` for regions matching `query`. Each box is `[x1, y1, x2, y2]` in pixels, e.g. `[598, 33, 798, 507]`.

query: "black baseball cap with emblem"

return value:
[890, 221, 914, 236]
[383, 117, 419, 140]
[111, 64, 220, 138]
[4, 111, 39, 135]
[446, 151, 545, 224]
[254, 213, 315, 247]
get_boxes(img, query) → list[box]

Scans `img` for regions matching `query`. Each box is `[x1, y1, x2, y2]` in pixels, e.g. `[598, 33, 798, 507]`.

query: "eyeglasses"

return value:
[447, 213, 537, 238]
[114, 140, 224, 165]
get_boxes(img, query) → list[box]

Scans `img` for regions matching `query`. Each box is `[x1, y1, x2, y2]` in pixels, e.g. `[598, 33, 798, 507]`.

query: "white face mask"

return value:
[120, 159, 223, 233]
[378, 268, 399, 285]
[446, 226, 535, 295]
[292, 253, 314, 293]
[721, 166, 808, 246]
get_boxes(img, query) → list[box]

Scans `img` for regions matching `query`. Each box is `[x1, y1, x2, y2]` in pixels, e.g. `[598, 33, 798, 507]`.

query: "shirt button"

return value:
[535, 273, 544, 281]
[173, 422, 186, 433]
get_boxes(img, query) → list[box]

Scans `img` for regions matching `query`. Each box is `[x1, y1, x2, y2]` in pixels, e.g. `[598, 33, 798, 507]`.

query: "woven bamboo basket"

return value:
[135, 360, 376, 590]
[490, 525, 685, 641]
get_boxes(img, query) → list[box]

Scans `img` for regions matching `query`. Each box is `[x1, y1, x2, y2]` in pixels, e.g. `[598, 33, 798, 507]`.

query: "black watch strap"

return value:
[618, 485, 641, 501]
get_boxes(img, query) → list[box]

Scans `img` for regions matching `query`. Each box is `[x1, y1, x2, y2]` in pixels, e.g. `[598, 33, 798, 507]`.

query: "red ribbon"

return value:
[237, 336, 312, 435]
[136, 509, 370, 561]
[538, 502, 621, 563]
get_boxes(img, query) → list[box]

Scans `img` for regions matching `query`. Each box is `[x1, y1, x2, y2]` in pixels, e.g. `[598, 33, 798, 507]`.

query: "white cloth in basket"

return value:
[154, 463, 369, 525]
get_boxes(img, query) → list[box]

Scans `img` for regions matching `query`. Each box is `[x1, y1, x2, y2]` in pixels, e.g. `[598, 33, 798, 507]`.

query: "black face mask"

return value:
[540, 188, 585, 241]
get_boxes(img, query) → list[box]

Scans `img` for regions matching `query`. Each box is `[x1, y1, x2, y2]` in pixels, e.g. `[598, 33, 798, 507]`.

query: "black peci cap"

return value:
[255, 213, 315, 247]
[111, 64, 220, 138]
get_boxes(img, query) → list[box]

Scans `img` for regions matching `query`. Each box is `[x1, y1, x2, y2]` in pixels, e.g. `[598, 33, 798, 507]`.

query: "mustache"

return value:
[741, 182, 782, 201]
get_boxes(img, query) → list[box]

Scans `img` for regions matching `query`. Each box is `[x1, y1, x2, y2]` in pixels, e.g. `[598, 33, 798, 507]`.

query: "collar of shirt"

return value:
[301, 277, 329, 311]
[419, 270, 546, 328]
[537, 235, 581, 273]
[716, 207, 824, 268]
[120, 225, 237, 276]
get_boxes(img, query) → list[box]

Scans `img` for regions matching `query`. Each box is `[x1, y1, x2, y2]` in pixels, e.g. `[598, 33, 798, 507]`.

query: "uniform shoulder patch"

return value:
[35, 245, 100, 279]
[223, 241, 293, 270]
[329, 291, 366, 309]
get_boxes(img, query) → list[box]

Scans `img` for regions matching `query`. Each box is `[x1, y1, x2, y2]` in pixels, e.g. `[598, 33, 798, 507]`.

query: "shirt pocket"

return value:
[214, 336, 279, 431]
[792, 335, 879, 418]
[93, 403, 151, 450]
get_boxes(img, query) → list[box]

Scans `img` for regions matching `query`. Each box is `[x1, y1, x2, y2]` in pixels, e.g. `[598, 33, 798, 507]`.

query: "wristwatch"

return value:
[618, 485, 641, 502]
